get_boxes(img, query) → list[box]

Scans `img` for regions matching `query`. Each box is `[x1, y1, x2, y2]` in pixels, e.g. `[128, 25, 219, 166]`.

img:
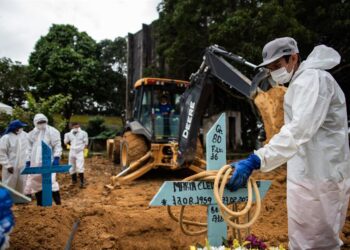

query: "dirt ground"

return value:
[8, 156, 350, 250]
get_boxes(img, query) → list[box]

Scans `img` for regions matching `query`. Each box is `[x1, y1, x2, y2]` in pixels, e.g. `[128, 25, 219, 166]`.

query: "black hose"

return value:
[64, 220, 80, 250]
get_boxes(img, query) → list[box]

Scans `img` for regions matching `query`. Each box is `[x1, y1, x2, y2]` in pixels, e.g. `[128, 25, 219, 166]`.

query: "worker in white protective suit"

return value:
[227, 37, 350, 250]
[64, 122, 88, 188]
[26, 113, 63, 206]
[0, 120, 29, 194]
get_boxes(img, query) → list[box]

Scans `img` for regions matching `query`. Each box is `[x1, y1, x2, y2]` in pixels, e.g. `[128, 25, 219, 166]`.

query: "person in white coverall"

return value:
[0, 120, 29, 194]
[64, 122, 88, 188]
[26, 113, 63, 206]
[227, 37, 350, 250]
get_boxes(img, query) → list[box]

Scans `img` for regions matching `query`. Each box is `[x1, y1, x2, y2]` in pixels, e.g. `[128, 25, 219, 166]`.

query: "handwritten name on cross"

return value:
[21, 141, 71, 207]
[150, 113, 271, 246]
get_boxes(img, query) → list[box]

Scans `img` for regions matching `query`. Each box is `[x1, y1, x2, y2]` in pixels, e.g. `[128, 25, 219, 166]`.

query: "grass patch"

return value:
[70, 115, 122, 127]
[54, 114, 123, 131]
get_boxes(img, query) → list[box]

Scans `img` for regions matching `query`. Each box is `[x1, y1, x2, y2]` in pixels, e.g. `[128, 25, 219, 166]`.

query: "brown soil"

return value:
[9, 156, 350, 249]
[254, 86, 286, 143]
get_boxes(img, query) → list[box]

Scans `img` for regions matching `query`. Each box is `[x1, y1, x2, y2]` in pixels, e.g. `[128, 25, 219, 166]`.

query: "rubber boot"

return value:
[34, 191, 43, 206]
[71, 173, 77, 185]
[35, 191, 61, 206]
[52, 191, 61, 205]
[79, 173, 85, 188]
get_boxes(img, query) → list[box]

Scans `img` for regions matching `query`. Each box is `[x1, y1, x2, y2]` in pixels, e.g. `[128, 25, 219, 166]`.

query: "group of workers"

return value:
[0, 113, 88, 206]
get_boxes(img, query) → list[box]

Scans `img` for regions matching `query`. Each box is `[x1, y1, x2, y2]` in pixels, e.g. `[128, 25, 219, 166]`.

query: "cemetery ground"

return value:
[9, 156, 350, 250]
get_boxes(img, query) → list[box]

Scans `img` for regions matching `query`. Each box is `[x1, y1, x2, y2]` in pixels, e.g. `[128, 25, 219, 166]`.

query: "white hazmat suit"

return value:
[255, 45, 350, 249]
[0, 131, 29, 193]
[64, 128, 88, 174]
[26, 114, 62, 194]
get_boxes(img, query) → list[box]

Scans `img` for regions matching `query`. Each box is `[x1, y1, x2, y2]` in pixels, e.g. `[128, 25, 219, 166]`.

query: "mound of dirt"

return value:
[254, 86, 286, 143]
[8, 156, 350, 249]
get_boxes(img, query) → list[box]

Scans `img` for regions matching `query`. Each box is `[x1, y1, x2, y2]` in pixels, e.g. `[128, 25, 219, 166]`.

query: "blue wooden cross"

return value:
[150, 113, 271, 246]
[21, 141, 71, 207]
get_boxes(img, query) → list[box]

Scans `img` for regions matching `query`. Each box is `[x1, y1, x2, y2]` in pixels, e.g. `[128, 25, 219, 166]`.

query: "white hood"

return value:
[299, 45, 341, 71]
[33, 113, 48, 126]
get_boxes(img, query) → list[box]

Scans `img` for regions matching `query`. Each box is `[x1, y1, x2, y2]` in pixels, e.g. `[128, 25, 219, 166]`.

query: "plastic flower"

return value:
[268, 245, 286, 250]
[233, 239, 241, 248]
[244, 234, 267, 250]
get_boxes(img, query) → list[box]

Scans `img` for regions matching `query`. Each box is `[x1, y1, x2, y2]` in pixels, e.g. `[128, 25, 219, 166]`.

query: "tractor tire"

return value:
[106, 139, 114, 161]
[112, 136, 122, 164]
[120, 131, 149, 170]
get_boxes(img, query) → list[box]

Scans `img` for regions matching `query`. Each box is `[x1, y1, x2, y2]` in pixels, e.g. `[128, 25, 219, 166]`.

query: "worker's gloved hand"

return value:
[25, 161, 30, 168]
[227, 154, 261, 191]
[52, 157, 60, 166]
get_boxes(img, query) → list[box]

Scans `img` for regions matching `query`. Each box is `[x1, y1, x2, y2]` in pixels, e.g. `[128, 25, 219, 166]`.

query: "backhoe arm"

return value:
[177, 45, 283, 167]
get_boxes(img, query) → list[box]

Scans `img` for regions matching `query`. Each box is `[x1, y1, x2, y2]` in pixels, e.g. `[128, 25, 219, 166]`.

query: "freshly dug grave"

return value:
[9, 156, 350, 249]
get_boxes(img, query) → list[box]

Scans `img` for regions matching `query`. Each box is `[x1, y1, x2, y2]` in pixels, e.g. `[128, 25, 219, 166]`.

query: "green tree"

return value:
[156, 0, 211, 78]
[156, 0, 315, 78]
[156, 0, 349, 77]
[0, 57, 29, 106]
[85, 116, 106, 137]
[28, 24, 100, 122]
[0, 93, 71, 133]
[156, 0, 350, 150]
[95, 37, 127, 115]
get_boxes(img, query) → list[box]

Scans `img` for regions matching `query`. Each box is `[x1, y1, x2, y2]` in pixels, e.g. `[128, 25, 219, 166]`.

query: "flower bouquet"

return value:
[190, 234, 286, 250]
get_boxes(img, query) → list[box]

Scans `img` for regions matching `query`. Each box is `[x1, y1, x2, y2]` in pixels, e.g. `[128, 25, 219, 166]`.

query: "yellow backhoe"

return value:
[106, 78, 206, 188]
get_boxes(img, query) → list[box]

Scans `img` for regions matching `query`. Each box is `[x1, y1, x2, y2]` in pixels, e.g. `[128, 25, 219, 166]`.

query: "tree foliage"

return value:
[0, 93, 71, 133]
[157, 0, 349, 76]
[0, 58, 29, 106]
[156, 0, 350, 150]
[28, 24, 128, 118]
[95, 38, 127, 115]
[85, 116, 106, 137]
[28, 24, 100, 120]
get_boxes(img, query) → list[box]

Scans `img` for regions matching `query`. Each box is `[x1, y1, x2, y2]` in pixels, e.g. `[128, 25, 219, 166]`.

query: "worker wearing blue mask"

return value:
[227, 37, 350, 249]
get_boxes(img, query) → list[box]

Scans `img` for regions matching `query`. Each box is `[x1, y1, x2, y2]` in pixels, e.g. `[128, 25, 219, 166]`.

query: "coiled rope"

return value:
[167, 164, 261, 236]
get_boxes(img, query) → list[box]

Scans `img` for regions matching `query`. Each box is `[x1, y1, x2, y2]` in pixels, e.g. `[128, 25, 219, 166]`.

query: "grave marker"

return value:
[21, 141, 71, 206]
[150, 113, 271, 246]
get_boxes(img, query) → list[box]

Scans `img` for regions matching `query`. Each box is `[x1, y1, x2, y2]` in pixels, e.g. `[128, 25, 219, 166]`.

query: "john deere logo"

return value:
[182, 101, 196, 139]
